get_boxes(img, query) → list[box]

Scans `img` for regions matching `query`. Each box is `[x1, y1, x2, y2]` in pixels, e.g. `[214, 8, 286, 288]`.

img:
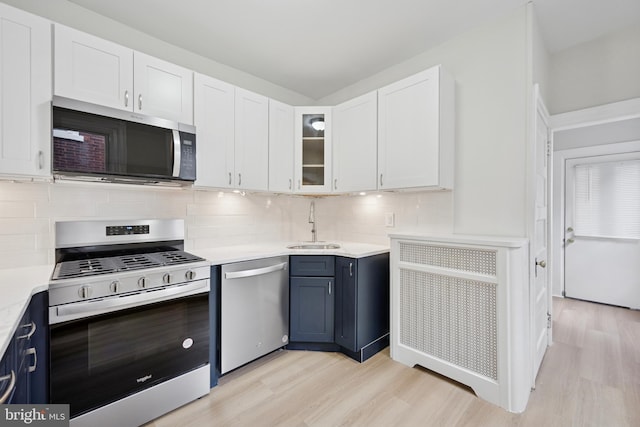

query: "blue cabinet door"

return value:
[29, 291, 48, 404]
[290, 277, 334, 342]
[335, 257, 357, 351]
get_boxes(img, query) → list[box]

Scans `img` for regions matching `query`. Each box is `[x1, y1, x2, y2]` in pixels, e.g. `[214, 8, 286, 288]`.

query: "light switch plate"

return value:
[384, 212, 395, 227]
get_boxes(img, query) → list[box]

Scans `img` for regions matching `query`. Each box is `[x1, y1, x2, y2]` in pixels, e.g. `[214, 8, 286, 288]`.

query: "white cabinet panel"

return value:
[0, 4, 51, 178]
[235, 88, 269, 191]
[269, 99, 294, 193]
[54, 25, 193, 124]
[54, 24, 133, 111]
[194, 73, 235, 188]
[378, 65, 454, 190]
[332, 91, 378, 193]
[133, 52, 193, 124]
[294, 107, 332, 194]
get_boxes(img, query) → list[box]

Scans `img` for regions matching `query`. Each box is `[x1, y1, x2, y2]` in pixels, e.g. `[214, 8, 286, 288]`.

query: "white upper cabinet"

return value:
[54, 24, 133, 112]
[133, 52, 193, 124]
[234, 88, 269, 191]
[0, 4, 52, 178]
[332, 91, 378, 193]
[54, 25, 193, 124]
[294, 107, 332, 194]
[269, 99, 295, 193]
[193, 73, 235, 189]
[377, 65, 455, 190]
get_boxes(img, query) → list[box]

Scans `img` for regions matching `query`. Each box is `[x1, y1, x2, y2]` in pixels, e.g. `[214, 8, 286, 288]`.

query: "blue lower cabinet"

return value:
[0, 290, 48, 405]
[335, 254, 390, 362]
[290, 277, 334, 343]
[288, 253, 390, 362]
[210, 265, 219, 388]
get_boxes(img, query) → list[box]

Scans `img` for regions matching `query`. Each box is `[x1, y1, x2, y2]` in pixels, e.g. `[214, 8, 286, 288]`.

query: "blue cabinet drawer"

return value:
[290, 255, 335, 277]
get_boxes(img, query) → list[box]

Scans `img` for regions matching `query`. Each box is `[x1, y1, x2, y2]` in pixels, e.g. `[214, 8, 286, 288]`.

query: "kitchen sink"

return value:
[287, 243, 341, 250]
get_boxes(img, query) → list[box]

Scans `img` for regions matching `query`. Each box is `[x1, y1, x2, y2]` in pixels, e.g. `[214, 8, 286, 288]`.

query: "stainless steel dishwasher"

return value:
[220, 256, 289, 374]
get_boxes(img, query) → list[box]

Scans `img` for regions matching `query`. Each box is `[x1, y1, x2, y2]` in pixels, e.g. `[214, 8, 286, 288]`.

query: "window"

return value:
[574, 160, 640, 239]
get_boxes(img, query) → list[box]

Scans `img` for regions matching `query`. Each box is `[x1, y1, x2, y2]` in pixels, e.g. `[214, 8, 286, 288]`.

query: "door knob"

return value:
[536, 259, 547, 268]
[567, 227, 574, 232]
[566, 238, 575, 244]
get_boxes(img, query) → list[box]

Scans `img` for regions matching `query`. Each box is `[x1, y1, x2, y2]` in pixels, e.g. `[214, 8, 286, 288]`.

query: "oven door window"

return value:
[50, 293, 209, 418]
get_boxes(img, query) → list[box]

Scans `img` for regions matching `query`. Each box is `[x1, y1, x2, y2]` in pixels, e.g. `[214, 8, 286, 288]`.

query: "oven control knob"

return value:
[109, 280, 120, 293]
[78, 285, 92, 299]
[185, 270, 196, 280]
[163, 273, 172, 284]
[138, 277, 148, 289]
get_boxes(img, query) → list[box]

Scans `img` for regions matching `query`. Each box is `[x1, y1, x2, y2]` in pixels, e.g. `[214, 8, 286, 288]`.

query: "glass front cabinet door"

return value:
[294, 107, 332, 193]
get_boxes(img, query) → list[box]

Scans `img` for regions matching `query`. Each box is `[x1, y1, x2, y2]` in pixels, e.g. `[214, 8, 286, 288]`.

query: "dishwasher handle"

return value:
[224, 262, 288, 280]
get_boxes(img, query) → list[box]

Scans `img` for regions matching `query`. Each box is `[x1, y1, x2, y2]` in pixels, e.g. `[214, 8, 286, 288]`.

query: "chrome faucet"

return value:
[308, 200, 317, 242]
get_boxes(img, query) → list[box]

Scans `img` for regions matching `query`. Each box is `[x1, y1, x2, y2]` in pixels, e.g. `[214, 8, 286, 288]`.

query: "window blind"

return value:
[574, 160, 640, 239]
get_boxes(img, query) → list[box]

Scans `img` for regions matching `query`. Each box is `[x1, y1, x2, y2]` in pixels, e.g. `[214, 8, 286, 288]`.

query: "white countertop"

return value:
[191, 241, 389, 265]
[0, 241, 389, 357]
[0, 264, 52, 357]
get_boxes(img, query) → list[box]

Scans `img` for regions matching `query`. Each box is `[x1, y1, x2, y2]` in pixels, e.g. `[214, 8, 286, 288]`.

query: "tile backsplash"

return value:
[0, 181, 454, 269]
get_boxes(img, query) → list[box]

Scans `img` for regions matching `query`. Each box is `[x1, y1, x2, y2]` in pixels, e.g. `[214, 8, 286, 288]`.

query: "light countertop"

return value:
[0, 264, 52, 357]
[0, 241, 389, 357]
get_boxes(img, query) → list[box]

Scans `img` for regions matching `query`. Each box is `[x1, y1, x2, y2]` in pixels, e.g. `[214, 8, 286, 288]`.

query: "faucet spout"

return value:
[308, 200, 316, 242]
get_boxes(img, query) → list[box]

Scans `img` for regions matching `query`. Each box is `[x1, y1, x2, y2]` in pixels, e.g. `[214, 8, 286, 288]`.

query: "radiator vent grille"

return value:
[399, 268, 498, 380]
[399, 243, 497, 276]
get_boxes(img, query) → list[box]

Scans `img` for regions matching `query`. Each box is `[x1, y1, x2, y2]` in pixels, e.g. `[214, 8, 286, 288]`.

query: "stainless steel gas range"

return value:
[48, 219, 210, 427]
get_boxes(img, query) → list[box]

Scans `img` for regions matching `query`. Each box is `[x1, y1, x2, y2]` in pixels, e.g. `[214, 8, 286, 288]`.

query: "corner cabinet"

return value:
[332, 91, 378, 193]
[54, 24, 193, 124]
[334, 254, 390, 362]
[0, 4, 51, 178]
[378, 65, 455, 190]
[294, 107, 332, 194]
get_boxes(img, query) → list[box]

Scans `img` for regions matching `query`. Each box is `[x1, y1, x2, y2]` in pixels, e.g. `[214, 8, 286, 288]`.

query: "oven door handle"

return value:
[52, 280, 209, 324]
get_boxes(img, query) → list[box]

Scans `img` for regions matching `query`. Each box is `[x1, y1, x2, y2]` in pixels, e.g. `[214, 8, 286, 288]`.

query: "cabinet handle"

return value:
[334, 179, 338, 190]
[0, 370, 16, 404]
[380, 173, 384, 187]
[25, 347, 37, 373]
[138, 94, 143, 110]
[124, 90, 129, 107]
[238, 173, 242, 186]
[17, 321, 36, 340]
[328, 281, 332, 295]
[228, 172, 232, 185]
[349, 262, 353, 277]
[37, 151, 44, 170]
[289, 179, 292, 190]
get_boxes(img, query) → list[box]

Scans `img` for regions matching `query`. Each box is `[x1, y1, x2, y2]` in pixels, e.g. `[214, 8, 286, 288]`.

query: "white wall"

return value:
[0, 0, 313, 106]
[319, 7, 531, 238]
[548, 22, 640, 115]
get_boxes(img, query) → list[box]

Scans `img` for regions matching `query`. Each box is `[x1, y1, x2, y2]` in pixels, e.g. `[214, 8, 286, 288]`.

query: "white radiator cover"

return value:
[390, 234, 530, 413]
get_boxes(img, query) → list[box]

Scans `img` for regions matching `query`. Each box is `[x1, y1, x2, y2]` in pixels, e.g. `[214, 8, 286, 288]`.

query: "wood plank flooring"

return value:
[145, 297, 640, 426]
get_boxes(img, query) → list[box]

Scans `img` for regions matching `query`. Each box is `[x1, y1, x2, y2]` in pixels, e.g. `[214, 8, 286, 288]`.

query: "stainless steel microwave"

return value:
[52, 96, 196, 185]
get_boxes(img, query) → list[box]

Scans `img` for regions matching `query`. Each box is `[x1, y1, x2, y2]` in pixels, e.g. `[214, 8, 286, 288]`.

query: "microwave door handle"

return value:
[172, 130, 181, 177]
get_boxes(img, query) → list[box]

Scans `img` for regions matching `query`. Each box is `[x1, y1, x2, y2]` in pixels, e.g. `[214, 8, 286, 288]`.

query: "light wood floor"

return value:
[146, 297, 640, 426]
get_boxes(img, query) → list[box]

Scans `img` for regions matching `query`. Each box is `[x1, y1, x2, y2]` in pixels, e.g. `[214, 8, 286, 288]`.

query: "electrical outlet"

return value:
[384, 212, 395, 227]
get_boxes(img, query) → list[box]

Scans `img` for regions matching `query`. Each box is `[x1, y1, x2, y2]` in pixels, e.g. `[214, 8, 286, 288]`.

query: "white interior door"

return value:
[565, 153, 640, 309]
[531, 87, 550, 385]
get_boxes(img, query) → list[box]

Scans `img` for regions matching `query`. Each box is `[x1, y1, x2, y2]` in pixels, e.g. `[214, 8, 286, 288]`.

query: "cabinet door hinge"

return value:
[547, 312, 552, 329]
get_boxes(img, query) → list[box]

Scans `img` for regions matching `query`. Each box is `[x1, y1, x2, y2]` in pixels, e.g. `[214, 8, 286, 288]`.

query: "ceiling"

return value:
[67, 0, 640, 100]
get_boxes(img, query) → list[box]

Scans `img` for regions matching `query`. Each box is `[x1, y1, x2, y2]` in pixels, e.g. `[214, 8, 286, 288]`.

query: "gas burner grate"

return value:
[115, 255, 162, 271]
[51, 250, 205, 280]
[52, 258, 118, 279]
[151, 251, 204, 266]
